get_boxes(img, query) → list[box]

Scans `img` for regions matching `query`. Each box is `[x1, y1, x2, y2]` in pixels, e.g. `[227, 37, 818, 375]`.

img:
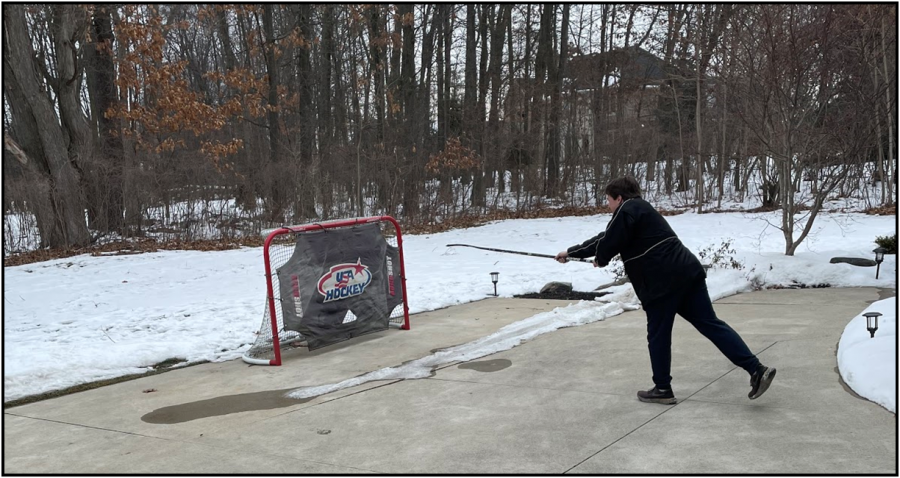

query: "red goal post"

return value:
[242, 216, 410, 366]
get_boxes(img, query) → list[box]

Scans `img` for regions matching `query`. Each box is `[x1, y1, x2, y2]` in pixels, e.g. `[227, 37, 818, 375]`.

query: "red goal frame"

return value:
[247, 216, 410, 365]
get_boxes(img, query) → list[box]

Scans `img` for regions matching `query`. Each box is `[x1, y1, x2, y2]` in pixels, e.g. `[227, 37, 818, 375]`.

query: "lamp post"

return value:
[490, 272, 499, 297]
[873, 247, 886, 279]
[863, 312, 881, 338]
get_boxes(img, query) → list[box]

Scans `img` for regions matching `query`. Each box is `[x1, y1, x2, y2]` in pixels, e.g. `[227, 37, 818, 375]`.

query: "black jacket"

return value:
[567, 197, 706, 306]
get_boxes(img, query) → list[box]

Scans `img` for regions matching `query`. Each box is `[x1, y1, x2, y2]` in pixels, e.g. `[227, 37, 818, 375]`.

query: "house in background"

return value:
[500, 46, 693, 179]
[567, 46, 668, 91]
[564, 46, 671, 152]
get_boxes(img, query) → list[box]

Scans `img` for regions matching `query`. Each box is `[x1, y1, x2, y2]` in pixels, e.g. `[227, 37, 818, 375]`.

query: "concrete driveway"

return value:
[3, 287, 896, 474]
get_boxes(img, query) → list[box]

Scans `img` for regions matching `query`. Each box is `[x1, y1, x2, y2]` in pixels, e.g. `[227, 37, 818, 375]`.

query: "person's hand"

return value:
[554, 251, 569, 263]
[592, 259, 599, 268]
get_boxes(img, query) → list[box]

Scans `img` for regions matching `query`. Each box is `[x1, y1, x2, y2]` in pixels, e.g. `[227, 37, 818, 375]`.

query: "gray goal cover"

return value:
[276, 222, 404, 350]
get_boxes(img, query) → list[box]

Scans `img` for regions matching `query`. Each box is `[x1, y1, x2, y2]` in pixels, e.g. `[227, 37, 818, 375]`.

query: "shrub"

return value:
[606, 239, 744, 283]
[697, 239, 744, 270]
[608, 255, 626, 282]
[874, 233, 897, 254]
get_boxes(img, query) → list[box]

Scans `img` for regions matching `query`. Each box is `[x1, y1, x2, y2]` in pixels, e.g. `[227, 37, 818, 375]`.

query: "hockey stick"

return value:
[446, 243, 593, 263]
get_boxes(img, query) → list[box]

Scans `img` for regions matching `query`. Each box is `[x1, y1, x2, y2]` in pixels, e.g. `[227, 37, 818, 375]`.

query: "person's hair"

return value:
[605, 176, 642, 200]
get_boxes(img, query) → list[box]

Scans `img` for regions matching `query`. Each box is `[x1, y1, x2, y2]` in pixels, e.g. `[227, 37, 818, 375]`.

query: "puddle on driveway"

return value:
[457, 359, 512, 373]
[141, 355, 483, 424]
[141, 388, 310, 424]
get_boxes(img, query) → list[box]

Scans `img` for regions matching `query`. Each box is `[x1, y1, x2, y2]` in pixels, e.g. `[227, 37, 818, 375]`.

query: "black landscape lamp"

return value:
[863, 312, 881, 338]
[873, 247, 886, 279]
[490, 272, 499, 296]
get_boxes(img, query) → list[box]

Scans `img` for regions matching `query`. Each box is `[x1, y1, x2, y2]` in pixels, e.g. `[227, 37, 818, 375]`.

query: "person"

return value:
[555, 176, 775, 404]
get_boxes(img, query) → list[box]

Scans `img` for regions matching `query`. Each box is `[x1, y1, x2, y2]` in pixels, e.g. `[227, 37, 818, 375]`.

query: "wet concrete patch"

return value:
[141, 388, 311, 424]
[457, 359, 512, 373]
[861, 287, 896, 304]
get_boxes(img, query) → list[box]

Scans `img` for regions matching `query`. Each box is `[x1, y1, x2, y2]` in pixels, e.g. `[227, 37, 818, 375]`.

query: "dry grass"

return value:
[865, 204, 897, 216]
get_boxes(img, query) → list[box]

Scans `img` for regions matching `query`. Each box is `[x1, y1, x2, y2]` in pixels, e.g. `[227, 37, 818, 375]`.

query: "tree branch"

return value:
[4, 132, 31, 165]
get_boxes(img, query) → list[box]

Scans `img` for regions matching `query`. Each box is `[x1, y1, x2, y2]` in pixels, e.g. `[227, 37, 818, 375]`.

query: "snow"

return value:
[3, 209, 896, 413]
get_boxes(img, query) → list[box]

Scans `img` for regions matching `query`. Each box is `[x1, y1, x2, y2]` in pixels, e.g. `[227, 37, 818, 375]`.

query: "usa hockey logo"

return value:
[317, 259, 372, 303]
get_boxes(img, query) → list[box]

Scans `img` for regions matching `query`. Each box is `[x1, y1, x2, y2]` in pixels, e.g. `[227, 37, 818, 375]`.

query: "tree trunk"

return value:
[464, 5, 477, 132]
[488, 5, 509, 193]
[262, 4, 285, 222]
[368, 6, 386, 142]
[880, 14, 895, 206]
[319, 5, 338, 219]
[591, 5, 611, 200]
[399, 3, 419, 219]
[86, 4, 126, 233]
[3, 5, 90, 248]
[536, 4, 556, 197]
[543, 4, 567, 200]
[220, 7, 255, 212]
[295, 4, 316, 219]
[471, 5, 489, 208]
[695, 66, 704, 212]
[330, 8, 348, 146]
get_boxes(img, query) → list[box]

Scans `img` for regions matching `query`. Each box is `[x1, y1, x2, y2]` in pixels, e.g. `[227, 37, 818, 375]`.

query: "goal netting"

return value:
[242, 216, 409, 365]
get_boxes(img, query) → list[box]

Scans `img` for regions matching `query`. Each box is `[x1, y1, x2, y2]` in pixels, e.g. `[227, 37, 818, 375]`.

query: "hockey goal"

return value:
[242, 216, 410, 365]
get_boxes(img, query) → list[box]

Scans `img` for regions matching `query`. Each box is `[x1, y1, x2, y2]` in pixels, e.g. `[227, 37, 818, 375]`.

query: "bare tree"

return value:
[3, 5, 91, 248]
[3, 4, 894, 255]
[84, 4, 127, 233]
[730, 5, 859, 255]
[488, 5, 511, 193]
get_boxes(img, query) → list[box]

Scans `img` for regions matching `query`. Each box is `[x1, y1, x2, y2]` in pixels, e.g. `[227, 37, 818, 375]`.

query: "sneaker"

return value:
[637, 386, 677, 405]
[749, 365, 776, 399]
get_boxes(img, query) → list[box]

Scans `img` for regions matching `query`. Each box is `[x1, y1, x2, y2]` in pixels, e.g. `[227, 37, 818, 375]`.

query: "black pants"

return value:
[643, 278, 760, 389]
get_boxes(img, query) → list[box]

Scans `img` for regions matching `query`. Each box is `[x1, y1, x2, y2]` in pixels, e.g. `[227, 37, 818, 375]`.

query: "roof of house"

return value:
[566, 46, 669, 89]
